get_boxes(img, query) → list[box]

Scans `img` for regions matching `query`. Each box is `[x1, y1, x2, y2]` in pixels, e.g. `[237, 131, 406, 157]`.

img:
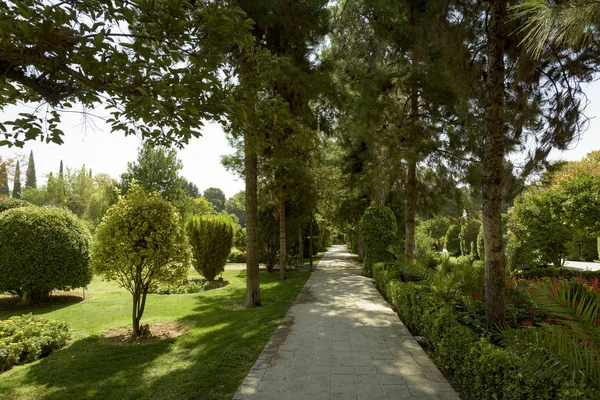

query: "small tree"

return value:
[185, 215, 234, 281]
[360, 206, 397, 277]
[444, 224, 461, 256]
[25, 151, 36, 189]
[0, 206, 92, 304]
[91, 186, 191, 338]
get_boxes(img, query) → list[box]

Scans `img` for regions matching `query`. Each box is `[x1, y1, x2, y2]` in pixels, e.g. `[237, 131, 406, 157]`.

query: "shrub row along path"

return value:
[234, 245, 460, 400]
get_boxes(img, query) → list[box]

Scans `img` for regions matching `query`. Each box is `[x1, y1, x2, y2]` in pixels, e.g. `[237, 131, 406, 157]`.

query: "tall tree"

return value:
[12, 161, 21, 199]
[25, 151, 36, 189]
[0, 163, 8, 199]
[203, 187, 226, 212]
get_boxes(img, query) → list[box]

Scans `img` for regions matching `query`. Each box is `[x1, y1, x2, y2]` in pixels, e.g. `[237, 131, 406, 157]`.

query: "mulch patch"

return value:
[101, 321, 188, 344]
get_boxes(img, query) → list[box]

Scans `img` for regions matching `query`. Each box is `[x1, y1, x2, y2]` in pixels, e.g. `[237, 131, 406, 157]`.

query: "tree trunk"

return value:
[405, 159, 417, 263]
[298, 220, 304, 268]
[483, 0, 507, 331]
[309, 218, 314, 268]
[244, 133, 261, 308]
[132, 290, 140, 338]
[279, 192, 286, 280]
[405, 36, 419, 264]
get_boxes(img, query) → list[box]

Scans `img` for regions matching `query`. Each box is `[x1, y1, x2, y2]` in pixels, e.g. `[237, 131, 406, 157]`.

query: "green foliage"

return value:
[567, 235, 598, 261]
[228, 248, 247, 263]
[91, 185, 191, 336]
[513, 267, 600, 280]
[417, 215, 450, 251]
[360, 206, 397, 277]
[0, 206, 92, 304]
[234, 227, 247, 252]
[444, 224, 461, 256]
[0, 314, 69, 372]
[226, 191, 246, 227]
[477, 224, 484, 260]
[0, 163, 8, 198]
[499, 280, 600, 388]
[372, 268, 593, 399]
[203, 187, 226, 213]
[259, 207, 280, 272]
[149, 279, 226, 295]
[560, 174, 600, 236]
[508, 189, 572, 268]
[460, 219, 481, 257]
[0, 198, 29, 213]
[24, 152, 36, 189]
[185, 214, 234, 281]
[12, 161, 21, 199]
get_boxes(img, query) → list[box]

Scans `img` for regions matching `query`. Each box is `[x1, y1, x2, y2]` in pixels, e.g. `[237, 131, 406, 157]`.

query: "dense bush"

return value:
[186, 214, 234, 281]
[416, 215, 450, 251]
[372, 263, 597, 399]
[228, 248, 247, 263]
[360, 206, 397, 277]
[149, 279, 226, 294]
[234, 227, 247, 252]
[0, 314, 70, 372]
[459, 218, 481, 257]
[444, 224, 461, 256]
[0, 206, 92, 304]
[513, 267, 600, 280]
[567, 235, 598, 261]
[92, 186, 191, 338]
[0, 198, 30, 213]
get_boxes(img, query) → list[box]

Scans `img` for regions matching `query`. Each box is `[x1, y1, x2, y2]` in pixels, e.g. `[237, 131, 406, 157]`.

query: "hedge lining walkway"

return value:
[234, 245, 460, 400]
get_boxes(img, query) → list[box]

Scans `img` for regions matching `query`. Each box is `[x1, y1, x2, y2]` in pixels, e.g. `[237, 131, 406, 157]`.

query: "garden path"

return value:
[233, 245, 460, 400]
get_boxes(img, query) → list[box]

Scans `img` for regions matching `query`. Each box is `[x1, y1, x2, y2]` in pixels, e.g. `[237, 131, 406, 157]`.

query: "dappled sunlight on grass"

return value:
[0, 269, 310, 400]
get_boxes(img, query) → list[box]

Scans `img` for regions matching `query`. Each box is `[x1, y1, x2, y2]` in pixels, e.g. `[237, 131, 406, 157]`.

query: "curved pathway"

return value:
[234, 245, 460, 400]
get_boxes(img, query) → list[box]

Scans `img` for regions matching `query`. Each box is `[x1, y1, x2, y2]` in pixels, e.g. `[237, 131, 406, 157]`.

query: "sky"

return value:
[1, 80, 599, 199]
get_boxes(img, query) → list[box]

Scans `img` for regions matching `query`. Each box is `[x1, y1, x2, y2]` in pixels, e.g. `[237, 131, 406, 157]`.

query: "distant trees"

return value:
[12, 161, 21, 199]
[92, 185, 191, 338]
[24, 151, 36, 189]
[203, 187, 226, 213]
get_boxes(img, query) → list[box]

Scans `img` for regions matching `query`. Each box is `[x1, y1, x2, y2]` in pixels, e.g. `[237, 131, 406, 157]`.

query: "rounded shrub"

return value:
[0, 198, 30, 213]
[0, 206, 92, 304]
[444, 224, 461, 256]
[186, 214, 234, 281]
[360, 206, 397, 277]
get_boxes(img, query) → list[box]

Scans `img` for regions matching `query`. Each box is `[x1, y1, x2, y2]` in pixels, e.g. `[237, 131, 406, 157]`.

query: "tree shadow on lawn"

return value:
[8, 272, 309, 400]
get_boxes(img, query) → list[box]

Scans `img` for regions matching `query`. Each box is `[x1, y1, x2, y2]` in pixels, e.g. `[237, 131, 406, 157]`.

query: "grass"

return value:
[0, 268, 310, 400]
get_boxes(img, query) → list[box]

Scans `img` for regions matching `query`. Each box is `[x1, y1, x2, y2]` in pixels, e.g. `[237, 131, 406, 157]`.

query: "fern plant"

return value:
[498, 280, 600, 388]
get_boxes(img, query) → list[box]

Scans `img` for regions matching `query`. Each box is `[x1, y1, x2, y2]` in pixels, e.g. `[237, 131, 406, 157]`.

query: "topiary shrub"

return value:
[186, 214, 234, 281]
[0, 198, 30, 213]
[460, 218, 481, 257]
[360, 206, 397, 277]
[0, 206, 92, 304]
[444, 224, 461, 256]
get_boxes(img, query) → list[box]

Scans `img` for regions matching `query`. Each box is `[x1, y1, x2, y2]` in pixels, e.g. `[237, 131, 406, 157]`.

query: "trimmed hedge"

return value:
[360, 206, 397, 277]
[513, 267, 600, 280]
[0, 206, 92, 304]
[0, 314, 70, 372]
[228, 248, 247, 263]
[372, 263, 596, 400]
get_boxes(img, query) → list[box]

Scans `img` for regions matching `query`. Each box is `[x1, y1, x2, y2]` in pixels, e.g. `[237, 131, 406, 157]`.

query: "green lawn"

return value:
[0, 269, 310, 400]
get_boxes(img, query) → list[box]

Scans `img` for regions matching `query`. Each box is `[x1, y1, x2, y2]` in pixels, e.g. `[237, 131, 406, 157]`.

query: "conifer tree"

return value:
[0, 163, 9, 198]
[25, 151, 36, 189]
[12, 161, 21, 199]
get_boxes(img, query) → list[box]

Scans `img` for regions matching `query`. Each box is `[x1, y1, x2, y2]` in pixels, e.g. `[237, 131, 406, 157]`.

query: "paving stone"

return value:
[234, 246, 460, 400]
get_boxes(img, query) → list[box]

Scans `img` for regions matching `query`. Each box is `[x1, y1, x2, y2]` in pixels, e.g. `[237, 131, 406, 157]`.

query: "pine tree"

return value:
[25, 151, 36, 189]
[12, 161, 21, 199]
[0, 163, 9, 198]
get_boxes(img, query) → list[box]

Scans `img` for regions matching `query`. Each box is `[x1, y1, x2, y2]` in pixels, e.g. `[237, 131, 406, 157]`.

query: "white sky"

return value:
[1, 80, 599, 199]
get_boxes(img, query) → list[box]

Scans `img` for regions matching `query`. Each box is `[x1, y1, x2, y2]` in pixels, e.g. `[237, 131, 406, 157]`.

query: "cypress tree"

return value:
[25, 151, 37, 189]
[0, 163, 9, 198]
[12, 161, 21, 199]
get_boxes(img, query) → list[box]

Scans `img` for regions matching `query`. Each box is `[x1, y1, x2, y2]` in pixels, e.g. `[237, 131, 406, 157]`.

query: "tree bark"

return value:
[245, 132, 261, 308]
[298, 220, 304, 267]
[309, 218, 314, 268]
[483, 0, 507, 331]
[279, 192, 286, 280]
[132, 290, 140, 338]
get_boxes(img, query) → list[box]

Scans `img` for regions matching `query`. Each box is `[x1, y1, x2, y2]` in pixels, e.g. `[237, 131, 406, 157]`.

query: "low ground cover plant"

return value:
[0, 314, 69, 372]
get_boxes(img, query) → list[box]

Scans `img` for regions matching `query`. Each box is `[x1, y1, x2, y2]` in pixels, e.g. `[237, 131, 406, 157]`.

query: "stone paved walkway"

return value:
[233, 245, 460, 400]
